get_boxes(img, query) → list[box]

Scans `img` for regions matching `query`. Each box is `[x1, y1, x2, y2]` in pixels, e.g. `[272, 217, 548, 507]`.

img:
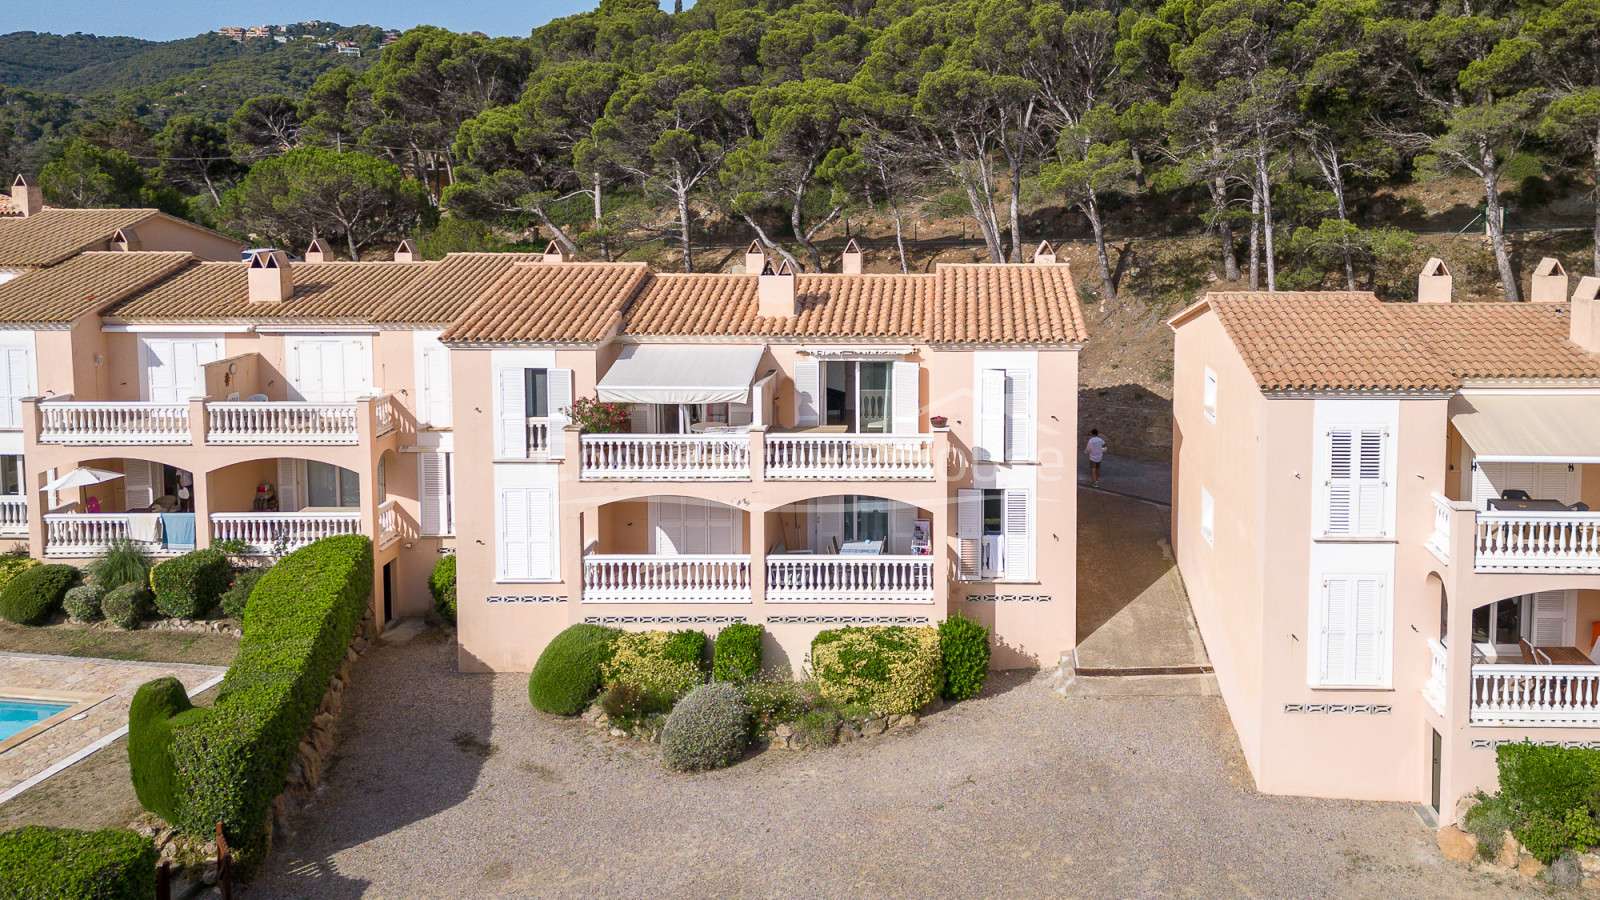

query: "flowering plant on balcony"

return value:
[564, 396, 632, 433]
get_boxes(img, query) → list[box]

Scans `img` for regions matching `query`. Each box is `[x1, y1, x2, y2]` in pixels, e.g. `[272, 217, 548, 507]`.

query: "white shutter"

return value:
[124, 461, 155, 509]
[343, 340, 371, 400]
[891, 361, 920, 434]
[1326, 430, 1353, 535]
[276, 458, 301, 511]
[144, 340, 174, 402]
[529, 489, 554, 579]
[888, 501, 914, 554]
[0, 347, 28, 428]
[419, 452, 449, 535]
[958, 489, 982, 580]
[708, 503, 737, 554]
[977, 369, 1006, 462]
[1325, 428, 1386, 536]
[793, 359, 820, 427]
[497, 368, 527, 459]
[1003, 489, 1033, 581]
[1320, 577, 1354, 684]
[1005, 368, 1032, 461]
[1474, 461, 1538, 510]
[1319, 575, 1387, 686]
[630, 404, 653, 434]
[1537, 464, 1579, 506]
[1351, 577, 1386, 685]
[1354, 429, 1385, 536]
[422, 347, 452, 427]
[654, 499, 684, 555]
[500, 489, 530, 579]
[547, 368, 572, 459]
[1530, 590, 1573, 646]
[729, 401, 754, 427]
[814, 497, 844, 556]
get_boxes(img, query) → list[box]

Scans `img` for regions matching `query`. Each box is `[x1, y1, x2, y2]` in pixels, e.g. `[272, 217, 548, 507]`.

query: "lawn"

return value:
[0, 621, 240, 666]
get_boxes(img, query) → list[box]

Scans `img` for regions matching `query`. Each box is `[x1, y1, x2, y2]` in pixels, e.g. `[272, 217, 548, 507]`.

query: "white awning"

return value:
[597, 345, 764, 405]
[1450, 394, 1600, 463]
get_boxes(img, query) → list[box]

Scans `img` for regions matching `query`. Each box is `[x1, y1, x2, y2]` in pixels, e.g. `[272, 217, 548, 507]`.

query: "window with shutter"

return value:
[1529, 590, 1572, 646]
[1324, 427, 1387, 537]
[497, 368, 527, 459]
[891, 361, 920, 434]
[419, 452, 451, 535]
[793, 360, 821, 427]
[977, 369, 1006, 462]
[422, 346, 452, 427]
[1316, 574, 1388, 687]
[546, 369, 572, 459]
[1003, 489, 1033, 581]
[1005, 369, 1032, 461]
[500, 487, 554, 580]
[124, 461, 155, 510]
[957, 489, 982, 580]
[0, 347, 29, 429]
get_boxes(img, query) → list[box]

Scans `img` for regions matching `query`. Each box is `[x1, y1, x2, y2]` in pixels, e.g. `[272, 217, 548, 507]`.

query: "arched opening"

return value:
[1470, 590, 1586, 664]
[582, 495, 750, 603]
[41, 456, 197, 557]
[765, 494, 935, 602]
[206, 457, 364, 556]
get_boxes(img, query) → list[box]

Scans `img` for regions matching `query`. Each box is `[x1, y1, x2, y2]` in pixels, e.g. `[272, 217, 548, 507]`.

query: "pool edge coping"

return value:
[0, 689, 112, 755]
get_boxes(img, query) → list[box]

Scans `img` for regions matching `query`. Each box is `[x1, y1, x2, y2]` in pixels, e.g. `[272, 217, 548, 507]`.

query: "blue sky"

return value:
[0, 1, 613, 42]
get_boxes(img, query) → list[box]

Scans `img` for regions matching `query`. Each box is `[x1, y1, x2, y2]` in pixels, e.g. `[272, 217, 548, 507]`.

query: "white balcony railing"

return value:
[206, 402, 361, 444]
[1471, 663, 1600, 726]
[0, 497, 25, 537]
[766, 554, 935, 603]
[529, 417, 551, 456]
[764, 434, 936, 480]
[1475, 511, 1600, 573]
[1428, 493, 1452, 563]
[377, 499, 401, 547]
[579, 435, 750, 480]
[374, 394, 397, 437]
[42, 513, 187, 557]
[582, 554, 751, 603]
[1424, 638, 1448, 716]
[38, 402, 190, 444]
[210, 511, 361, 554]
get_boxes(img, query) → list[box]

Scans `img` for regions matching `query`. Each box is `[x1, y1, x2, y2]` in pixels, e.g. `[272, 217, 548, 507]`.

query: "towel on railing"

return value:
[126, 513, 162, 543]
[161, 513, 195, 551]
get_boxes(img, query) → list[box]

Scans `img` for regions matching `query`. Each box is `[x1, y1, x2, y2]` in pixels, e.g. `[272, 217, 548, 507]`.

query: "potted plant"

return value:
[930, 415, 948, 429]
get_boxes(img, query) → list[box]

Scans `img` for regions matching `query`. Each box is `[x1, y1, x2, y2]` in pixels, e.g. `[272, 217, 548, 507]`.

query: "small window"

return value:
[524, 368, 549, 418]
[1203, 367, 1218, 422]
[1200, 487, 1215, 546]
[0, 456, 21, 496]
[982, 489, 1003, 535]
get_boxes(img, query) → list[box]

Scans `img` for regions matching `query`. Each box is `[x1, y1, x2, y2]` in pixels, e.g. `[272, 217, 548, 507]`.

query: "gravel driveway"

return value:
[247, 634, 1542, 899]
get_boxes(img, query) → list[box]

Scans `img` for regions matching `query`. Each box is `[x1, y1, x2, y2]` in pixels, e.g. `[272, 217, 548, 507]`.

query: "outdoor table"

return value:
[1487, 498, 1571, 512]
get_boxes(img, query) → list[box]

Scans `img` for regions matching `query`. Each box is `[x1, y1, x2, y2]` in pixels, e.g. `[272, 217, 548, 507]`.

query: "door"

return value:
[382, 562, 393, 624]
[1431, 729, 1442, 813]
[142, 337, 219, 403]
[651, 498, 740, 554]
[288, 337, 372, 402]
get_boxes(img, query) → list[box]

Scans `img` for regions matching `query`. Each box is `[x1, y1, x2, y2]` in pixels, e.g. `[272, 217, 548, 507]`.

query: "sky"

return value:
[0, 1, 613, 42]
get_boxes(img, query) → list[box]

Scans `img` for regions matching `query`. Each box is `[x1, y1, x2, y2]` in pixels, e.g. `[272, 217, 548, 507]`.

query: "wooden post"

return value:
[215, 821, 232, 900]
[157, 861, 171, 900]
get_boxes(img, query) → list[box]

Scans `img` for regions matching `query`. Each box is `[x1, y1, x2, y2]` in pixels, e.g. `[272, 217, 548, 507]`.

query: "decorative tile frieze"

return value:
[487, 595, 567, 604]
[766, 615, 931, 626]
[1471, 739, 1600, 751]
[582, 615, 747, 626]
[965, 594, 1053, 603]
[1282, 703, 1392, 715]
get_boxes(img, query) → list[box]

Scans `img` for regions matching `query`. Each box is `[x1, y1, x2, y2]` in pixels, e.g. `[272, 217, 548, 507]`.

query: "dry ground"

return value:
[0, 621, 240, 666]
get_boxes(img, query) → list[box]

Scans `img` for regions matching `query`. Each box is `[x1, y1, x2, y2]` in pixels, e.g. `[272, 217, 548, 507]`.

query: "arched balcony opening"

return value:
[206, 457, 365, 556]
[41, 456, 196, 557]
[581, 496, 751, 604]
[764, 494, 935, 604]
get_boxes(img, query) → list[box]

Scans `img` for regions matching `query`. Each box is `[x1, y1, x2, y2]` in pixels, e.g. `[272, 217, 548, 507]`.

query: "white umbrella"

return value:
[40, 467, 125, 493]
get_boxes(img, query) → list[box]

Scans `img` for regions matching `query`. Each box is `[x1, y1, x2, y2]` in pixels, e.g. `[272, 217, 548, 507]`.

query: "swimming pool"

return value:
[0, 699, 71, 742]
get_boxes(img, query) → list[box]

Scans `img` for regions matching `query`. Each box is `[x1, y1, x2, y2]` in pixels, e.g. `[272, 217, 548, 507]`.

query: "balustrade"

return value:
[582, 554, 751, 602]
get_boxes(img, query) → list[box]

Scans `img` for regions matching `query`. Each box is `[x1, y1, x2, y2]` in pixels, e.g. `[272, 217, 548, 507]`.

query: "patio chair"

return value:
[1572, 501, 1591, 512]
[1519, 637, 1537, 665]
[1502, 489, 1532, 500]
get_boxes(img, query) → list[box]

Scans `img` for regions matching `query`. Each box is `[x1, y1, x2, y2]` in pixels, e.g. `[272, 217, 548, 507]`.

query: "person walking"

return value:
[1085, 428, 1106, 487]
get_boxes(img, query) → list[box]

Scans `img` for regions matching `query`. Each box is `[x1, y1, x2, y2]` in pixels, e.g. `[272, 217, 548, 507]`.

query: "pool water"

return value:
[0, 699, 70, 741]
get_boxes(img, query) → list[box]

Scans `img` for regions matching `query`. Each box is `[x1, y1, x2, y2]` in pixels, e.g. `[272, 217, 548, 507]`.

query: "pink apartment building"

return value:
[0, 176, 1087, 677]
[1170, 260, 1600, 823]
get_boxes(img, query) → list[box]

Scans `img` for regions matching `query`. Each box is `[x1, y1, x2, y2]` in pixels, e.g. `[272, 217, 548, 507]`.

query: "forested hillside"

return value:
[0, 32, 157, 90]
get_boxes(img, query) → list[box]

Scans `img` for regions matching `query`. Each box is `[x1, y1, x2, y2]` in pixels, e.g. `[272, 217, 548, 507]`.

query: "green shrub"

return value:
[599, 682, 675, 731]
[938, 613, 991, 701]
[85, 537, 150, 592]
[0, 564, 78, 626]
[126, 535, 373, 866]
[219, 567, 266, 620]
[602, 630, 705, 699]
[101, 584, 153, 630]
[527, 624, 620, 715]
[741, 674, 818, 733]
[0, 555, 38, 596]
[127, 678, 191, 822]
[811, 626, 945, 715]
[712, 623, 763, 682]
[1515, 807, 1600, 864]
[661, 682, 750, 773]
[1497, 742, 1600, 820]
[151, 548, 231, 619]
[793, 707, 842, 749]
[62, 584, 107, 623]
[1463, 793, 1516, 861]
[428, 555, 456, 624]
[0, 825, 156, 899]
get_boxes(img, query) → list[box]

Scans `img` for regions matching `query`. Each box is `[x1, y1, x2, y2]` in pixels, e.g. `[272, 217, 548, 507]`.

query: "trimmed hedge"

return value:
[0, 556, 38, 596]
[127, 535, 373, 865]
[602, 630, 705, 699]
[219, 567, 266, 620]
[0, 825, 156, 899]
[127, 678, 190, 822]
[63, 584, 107, 623]
[811, 626, 945, 715]
[1497, 742, 1600, 820]
[661, 682, 750, 773]
[938, 613, 991, 701]
[428, 555, 456, 625]
[0, 564, 77, 626]
[151, 549, 231, 619]
[102, 584, 152, 630]
[528, 624, 621, 715]
[712, 623, 764, 682]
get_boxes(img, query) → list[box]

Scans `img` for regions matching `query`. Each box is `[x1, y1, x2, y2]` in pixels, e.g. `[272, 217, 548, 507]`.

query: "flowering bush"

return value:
[565, 395, 632, 433]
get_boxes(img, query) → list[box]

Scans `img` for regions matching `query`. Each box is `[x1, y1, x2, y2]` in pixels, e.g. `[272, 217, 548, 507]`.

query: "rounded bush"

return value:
[712, 623, 764, 682]
[661, 682, 750, 773]
[811, 625, 945, 715]
[0, 564, 78, 626]
[528, 624, 621, 715]
[0, 556, 38, 596]
[938, 613, 991, 701]
[219, 567, 266, 620]
[127, 677, 192, 822]
[62, 584, 107, 623]
[602, 630, 705, 699]
[151, 548, 231, 619]
[429, 555, 456, 625]
[102, 583, 154, 630]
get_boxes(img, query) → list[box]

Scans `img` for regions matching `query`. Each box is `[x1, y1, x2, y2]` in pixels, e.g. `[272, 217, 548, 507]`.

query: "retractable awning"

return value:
[1449, 394, 1600, 463]
[597, 344, 764, 405]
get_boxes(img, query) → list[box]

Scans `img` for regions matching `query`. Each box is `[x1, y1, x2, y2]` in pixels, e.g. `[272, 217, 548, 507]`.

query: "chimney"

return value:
[758, 259, 798, 318]
[1574, 277, 1600, 354]
[11, 175, 42, 217]
[1033, 240, 1057, 265]
[247, 250, 293, 303]
[541, 240, 565, 264]
[744, 240, 764, 274]
[303, 237, 331, 262]
[841, 238, 863, 275]
[1418, 257, 1452, 304]
[1532, 257, 1568, 304]
[110, 227, 142, 252]
[393, 238, 420, 263]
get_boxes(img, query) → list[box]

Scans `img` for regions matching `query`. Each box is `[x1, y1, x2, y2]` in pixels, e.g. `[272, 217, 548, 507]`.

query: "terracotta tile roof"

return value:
[374, 252, 545, 324]
[440, 262, 650, 343]
[1183, 291, 1600, 392]
[623, 272, 933, 339]
[0, 208, 162, 267]
[105, 260, 437, 323]
[930, 264, 1087, 344]
[0, 251, 195, 324]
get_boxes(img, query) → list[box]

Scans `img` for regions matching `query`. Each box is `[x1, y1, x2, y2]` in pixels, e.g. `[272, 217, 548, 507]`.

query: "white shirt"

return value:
[1085, 436, 1106, 462]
